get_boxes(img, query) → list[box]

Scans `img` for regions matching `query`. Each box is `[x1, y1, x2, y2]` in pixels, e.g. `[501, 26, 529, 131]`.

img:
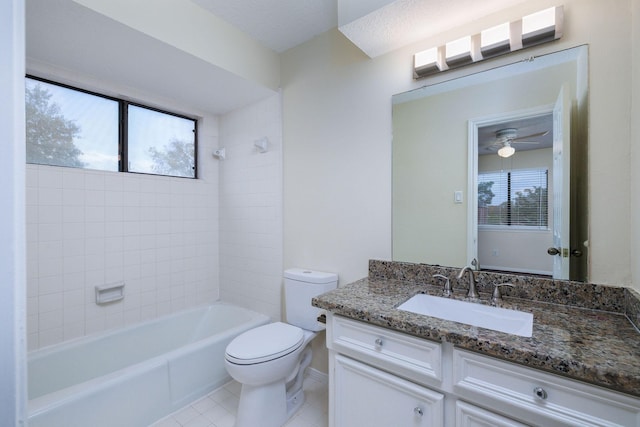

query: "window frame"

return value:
[477, 167, 549, 231]
[26, 74, 198, 179]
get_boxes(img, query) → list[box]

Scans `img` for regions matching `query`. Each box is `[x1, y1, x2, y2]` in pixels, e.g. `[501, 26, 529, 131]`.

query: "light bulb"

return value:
[498, 145, 515, 158]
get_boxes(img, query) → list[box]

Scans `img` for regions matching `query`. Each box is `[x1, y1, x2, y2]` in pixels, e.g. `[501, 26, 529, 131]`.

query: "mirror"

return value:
[392, 46, 588, 281]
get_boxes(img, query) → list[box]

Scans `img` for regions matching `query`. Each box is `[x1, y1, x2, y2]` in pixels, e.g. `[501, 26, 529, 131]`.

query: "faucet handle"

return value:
[491, 283, 514, 302]
[433, 274, 452, 297]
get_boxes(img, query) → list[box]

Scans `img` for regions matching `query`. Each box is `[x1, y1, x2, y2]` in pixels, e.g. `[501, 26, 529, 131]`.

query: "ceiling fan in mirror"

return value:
[488, 128, 549, 158]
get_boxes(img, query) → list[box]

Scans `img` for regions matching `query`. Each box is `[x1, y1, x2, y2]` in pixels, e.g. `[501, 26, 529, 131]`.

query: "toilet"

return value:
[224, 268, 338, 427]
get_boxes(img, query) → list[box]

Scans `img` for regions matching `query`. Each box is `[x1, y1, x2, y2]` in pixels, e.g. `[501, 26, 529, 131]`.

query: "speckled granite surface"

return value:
[313, 261, 640, 398]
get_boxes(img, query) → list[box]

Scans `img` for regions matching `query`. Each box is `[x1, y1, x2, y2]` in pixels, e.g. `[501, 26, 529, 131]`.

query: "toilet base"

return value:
[286, 387, 305, 418]
[234, 347, 312, 427]
[234, 381, 307, 427]
[235, 381, 289, 427]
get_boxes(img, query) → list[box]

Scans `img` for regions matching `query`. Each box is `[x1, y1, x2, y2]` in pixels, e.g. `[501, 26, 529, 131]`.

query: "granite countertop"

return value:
[313, 277, 640, 398]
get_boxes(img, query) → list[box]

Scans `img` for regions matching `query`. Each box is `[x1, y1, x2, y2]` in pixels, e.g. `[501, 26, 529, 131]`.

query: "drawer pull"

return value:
[534, 387, 548, 400]
[374, 338, 383, 348]
[414, 406, 423, 417]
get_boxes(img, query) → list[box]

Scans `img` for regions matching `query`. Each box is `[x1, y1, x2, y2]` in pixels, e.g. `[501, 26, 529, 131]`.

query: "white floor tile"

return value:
[149, 372, 327, 427]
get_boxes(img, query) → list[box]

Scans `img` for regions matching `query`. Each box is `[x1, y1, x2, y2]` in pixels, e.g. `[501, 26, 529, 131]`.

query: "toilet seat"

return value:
[225, 322, 304, 365]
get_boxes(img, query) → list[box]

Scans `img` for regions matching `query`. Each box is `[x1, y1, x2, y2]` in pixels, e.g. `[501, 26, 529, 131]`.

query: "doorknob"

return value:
[547, 247, 560, 256]
[571, 249, 583, 257]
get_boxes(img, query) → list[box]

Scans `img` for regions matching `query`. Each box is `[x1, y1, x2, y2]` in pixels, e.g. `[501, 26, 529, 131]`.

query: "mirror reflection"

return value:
[392, 46, 588, 281]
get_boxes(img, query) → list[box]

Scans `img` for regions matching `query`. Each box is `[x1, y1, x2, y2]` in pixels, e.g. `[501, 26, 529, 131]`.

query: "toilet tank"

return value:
[284, 268, 338, 331]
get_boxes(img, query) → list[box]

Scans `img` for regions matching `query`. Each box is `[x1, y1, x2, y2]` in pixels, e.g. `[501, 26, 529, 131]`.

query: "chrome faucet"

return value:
[457, 266, 479, 298]
[432, 274, 452, 297]
[491, 283, 515, 304]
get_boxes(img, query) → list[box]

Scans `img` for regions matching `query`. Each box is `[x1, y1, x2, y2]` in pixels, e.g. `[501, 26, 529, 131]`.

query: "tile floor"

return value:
[150, 372, 328, 427]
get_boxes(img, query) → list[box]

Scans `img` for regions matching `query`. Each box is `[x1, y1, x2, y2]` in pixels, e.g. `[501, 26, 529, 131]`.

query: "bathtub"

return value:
[28, 302, 270, 427]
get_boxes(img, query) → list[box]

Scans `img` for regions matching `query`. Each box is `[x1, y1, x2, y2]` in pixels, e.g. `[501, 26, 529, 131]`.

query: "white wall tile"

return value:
[39, 328, 63, 348]
[38, 256, 63, 278]
[63, 289, 84, 308]
[84, 173, 105, 191]
[62, 169, 85, 189]
[27, 110, 220, 350]
[38, 275, 64, 295]
[39, 309, 63, 331]
[63, 323, 84, 341]
[38, 223, 63, 242]
[219, 93, 283, 321]
[63, 272, 84, 291]
[38, 167, 63, 189]
[63, 205, 85, 222]
[63, 189, 85, 206]
[39, 292, 63, 313]
[63, 223, 85, 240]
[38, 187, 63, 206]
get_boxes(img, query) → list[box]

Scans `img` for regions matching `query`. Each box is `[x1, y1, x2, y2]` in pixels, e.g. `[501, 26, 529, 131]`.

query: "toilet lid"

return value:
[225, 322, 304, 365]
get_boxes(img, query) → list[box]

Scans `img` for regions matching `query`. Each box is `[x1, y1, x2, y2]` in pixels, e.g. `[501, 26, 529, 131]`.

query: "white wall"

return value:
[282, 0, 637, 290]
[0, 0, 27, 424]
[72, 0, 280, 91]
[25, 65, 221, 350]
[218, 93, 284, 321]
[282, 30, 393, 286]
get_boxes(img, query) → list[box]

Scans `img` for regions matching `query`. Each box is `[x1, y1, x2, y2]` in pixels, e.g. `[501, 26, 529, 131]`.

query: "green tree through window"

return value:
[478, 181, 495, 207]
[149, 139, 196, 177]
[478, 169, 548, 228]
[25, 84, 85, 168]
[25, 76, 195, 177]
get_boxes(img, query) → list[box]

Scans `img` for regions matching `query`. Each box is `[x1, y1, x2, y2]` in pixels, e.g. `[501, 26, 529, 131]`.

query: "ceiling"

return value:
[26, 0, 531, 115]
[190, 0, 338, 53]
[26, 0, 276, 115]
[191, 0, 529, 57]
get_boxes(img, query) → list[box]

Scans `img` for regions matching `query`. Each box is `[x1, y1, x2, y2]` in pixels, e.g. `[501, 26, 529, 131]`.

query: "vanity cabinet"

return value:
[326, 313, 640, 427]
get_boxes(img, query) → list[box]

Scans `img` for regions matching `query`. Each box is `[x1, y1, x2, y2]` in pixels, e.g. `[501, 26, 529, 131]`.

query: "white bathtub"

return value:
[28, 302, 270, 427]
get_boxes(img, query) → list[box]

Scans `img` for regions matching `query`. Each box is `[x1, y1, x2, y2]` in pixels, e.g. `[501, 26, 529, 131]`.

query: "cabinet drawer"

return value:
[456, 400, 529, 427]
[453, 349, 640, 427]
[333, 354, 444, 427]
[328, 314, 442, 386]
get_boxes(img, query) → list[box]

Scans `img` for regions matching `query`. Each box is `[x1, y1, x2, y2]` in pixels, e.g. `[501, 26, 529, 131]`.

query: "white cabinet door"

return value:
[456, 400, 529, 427]
[333, 354, 444, 427]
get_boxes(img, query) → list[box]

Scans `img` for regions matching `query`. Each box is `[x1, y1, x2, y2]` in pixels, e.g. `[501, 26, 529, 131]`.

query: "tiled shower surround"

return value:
[26, 92, 285, 351]
[26, 161, 220, 350]
[218, 93, 284, 322]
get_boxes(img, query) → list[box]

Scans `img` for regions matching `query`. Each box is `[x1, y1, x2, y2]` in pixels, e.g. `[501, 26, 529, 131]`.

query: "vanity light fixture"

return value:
[497, 143, 515, 158]
[445, 36, 473, 68]
[413, 47, 442, 78]
[413, 5, 563, 79]
[522, 7, 563, 48]
[481, 22, 511, 59]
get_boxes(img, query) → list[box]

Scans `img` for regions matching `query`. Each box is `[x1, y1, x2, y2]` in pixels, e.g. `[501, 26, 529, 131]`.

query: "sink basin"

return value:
[397, 294, 533, 337]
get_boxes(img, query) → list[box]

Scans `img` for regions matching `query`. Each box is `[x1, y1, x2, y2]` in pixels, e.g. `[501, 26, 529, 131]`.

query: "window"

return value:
[127, 105, 196, 178]
[25, 78, 119, 171]
[478, 168, 548, 228]
[25, 76, 197, 178]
